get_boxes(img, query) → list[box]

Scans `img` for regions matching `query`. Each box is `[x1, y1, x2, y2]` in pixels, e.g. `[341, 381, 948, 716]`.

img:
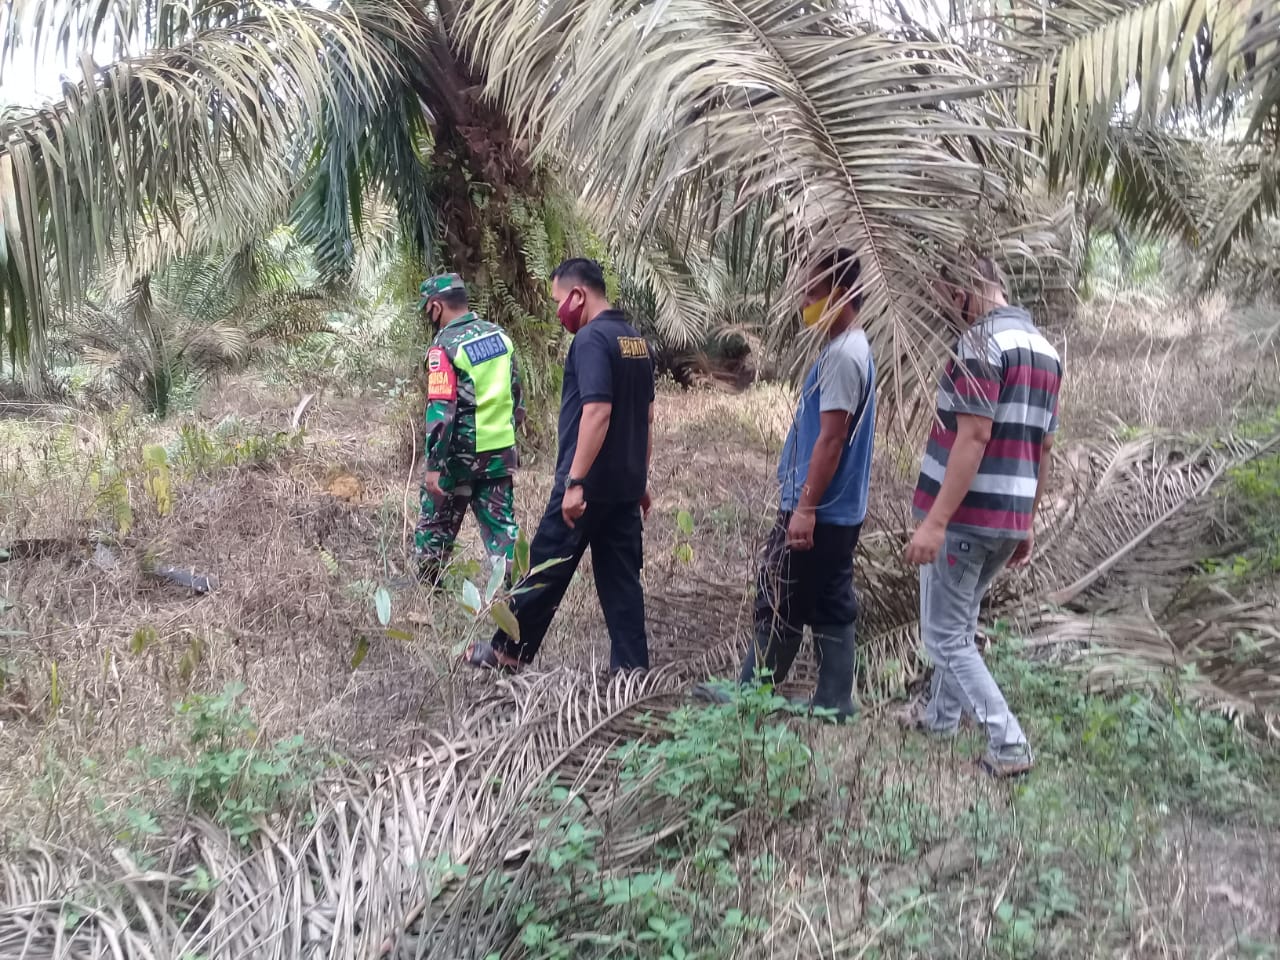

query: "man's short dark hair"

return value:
[943, 254, 1004, 291]
[974, 255, 1003, 287]
[814, 248, 864, 310]
[551, 258, 607, 295]
[433, 288, 469, 311]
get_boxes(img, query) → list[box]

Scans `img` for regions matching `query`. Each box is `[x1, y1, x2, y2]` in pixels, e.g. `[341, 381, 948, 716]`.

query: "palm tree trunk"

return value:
[416, 27, 547, 326]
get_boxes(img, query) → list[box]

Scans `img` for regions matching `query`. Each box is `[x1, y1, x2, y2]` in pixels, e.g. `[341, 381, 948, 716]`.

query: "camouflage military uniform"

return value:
[414, 307, 525, 582]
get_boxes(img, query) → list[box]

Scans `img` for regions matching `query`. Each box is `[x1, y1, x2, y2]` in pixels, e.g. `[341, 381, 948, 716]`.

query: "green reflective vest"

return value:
[431, 314, 518, 454]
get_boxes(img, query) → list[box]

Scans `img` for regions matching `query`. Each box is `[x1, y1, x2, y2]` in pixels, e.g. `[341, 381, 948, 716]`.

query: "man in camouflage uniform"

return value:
[414, 273, 525, 584]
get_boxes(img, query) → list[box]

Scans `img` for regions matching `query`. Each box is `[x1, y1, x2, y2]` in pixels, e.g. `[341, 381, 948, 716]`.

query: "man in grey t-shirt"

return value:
[697, 248, 876, 719]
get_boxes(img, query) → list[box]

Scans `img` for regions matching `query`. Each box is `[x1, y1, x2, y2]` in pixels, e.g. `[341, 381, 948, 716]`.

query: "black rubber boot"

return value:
[805, 622, 859, 721]
[693, 625, 803, 705]
[739, 624, 804, 686]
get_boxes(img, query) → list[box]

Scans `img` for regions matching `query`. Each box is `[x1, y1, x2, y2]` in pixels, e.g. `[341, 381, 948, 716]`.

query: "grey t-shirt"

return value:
[817, 328, 872, 415]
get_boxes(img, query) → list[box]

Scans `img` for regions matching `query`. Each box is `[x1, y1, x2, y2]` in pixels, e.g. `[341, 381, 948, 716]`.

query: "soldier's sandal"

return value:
[462, 641, 521, 674]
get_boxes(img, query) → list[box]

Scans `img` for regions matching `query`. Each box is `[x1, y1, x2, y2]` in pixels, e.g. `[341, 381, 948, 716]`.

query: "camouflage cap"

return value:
[417, 273, 466, 310]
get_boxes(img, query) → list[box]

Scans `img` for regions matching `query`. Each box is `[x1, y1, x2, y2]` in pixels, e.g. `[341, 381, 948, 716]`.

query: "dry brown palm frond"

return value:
[1030, 586, 1280, 716]
[998, 430, 1280, 611]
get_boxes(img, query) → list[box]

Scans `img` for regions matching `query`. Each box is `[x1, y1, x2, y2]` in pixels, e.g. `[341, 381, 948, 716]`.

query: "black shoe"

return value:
[740, 626, 803, 687]
[691, 679, 738, 704]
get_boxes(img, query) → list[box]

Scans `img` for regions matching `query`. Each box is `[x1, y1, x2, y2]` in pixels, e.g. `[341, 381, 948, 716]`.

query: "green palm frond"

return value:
[458, 0, 1027, 410]
[612, 223, 720, 348]
[292, 77, 442, 282]
[993, 0, 1278, 272]
[2, 0, 294, 69]
[234, 290, 339, 343]
[0, 1, 412, 364]
[68, 243, 333, 414]
[1094, 124, 1207, 244]
[95, 162, 299, 302]
[1003, 0, 1265, 160]
[1199, 149, 1280, 287]
[1239, 6, 1280, 137]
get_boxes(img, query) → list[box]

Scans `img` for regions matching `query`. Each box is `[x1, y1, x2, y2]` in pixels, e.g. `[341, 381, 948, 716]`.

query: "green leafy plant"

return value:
[455, 530, 566, 643]
[673, 510, 695, 565]
[147, 682, 320, 844]
[988, 638, 1276, 817]
[1215, 450, 1280, 579]
[172, 420, 304, 474]
[509, 684, 806, 958]
[90, 467, 134, 536]
[373, 587, 392, 627]
[141, 444, 173, 516]
[57, 239, 334, 418]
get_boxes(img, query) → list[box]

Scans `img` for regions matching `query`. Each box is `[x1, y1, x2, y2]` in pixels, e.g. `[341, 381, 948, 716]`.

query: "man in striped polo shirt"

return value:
[903, 255, 1062, 778]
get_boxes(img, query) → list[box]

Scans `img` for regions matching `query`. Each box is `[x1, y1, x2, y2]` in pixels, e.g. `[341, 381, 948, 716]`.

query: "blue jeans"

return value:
[920, 530, 1029, 759]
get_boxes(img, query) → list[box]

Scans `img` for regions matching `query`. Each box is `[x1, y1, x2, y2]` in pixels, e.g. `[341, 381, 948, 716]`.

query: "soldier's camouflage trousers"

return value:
[414, 475, 519, 584]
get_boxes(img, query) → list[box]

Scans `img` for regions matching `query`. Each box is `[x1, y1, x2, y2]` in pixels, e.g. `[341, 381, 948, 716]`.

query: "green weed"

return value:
[988, 636, 1275, 817]
[510, 684, 811, 958]
[144, 682, 321, 844]
[171, 419, 304, 474]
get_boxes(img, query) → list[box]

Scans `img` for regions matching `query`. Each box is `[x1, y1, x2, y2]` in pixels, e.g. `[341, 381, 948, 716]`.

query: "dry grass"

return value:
[1053, 294, 1280, 437]
[0, 380, 805, 846]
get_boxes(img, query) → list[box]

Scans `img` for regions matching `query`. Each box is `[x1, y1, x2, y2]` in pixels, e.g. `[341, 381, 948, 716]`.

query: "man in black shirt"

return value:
[464, 258, 656, 673]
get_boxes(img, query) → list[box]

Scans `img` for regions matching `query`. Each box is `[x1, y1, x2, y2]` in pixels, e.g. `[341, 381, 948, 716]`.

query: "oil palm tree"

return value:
[0, 0, 1032, 410]
[984, 0, 1280, 284]
[0, 0, 557, 369]
[3, 0, 1280, 390]
[67, 245, 334, 417]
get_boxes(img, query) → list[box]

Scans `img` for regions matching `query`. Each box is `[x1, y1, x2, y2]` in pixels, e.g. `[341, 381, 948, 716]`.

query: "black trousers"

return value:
[491, 488, 649, 672]
[749, 512, 861, 681]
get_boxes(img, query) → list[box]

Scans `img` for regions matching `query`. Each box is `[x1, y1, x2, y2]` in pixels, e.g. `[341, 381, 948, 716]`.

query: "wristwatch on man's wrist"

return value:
[567, 477, 585, 489]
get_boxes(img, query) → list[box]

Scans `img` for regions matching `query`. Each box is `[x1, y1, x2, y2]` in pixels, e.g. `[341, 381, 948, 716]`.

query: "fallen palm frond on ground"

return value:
[1030, 585, 1280, 723]
[1009, 432, 1280, 610]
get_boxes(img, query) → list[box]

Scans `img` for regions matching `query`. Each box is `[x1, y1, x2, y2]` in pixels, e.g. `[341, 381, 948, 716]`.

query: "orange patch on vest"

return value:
[426, 347, 457, 400]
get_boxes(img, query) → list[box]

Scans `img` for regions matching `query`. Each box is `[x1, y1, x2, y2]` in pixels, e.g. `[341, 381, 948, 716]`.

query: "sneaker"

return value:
[978, 746, 1034, 779]
[895, 698, 979, 736]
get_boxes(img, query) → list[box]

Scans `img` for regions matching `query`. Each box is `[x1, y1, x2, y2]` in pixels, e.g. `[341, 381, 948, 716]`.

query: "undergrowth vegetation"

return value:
[433, 641, 1280, 959]
[141, 682, 322, 846]
[1220, 450, 1280, 580]
[515, 687, 812, 958]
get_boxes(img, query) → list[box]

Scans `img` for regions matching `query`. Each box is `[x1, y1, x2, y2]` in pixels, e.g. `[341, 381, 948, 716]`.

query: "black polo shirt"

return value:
[554, 310, 656, 503]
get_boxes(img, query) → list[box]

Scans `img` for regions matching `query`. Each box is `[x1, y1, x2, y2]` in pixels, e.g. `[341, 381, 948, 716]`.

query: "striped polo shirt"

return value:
[912, 306, 1062, 540]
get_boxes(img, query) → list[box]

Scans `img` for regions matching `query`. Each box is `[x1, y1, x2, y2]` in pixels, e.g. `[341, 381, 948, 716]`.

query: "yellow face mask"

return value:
[801, 289, 843, 328]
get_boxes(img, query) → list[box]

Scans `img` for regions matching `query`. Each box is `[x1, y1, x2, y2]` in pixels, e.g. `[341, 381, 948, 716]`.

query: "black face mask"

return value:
[427, 304, 442, 331]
